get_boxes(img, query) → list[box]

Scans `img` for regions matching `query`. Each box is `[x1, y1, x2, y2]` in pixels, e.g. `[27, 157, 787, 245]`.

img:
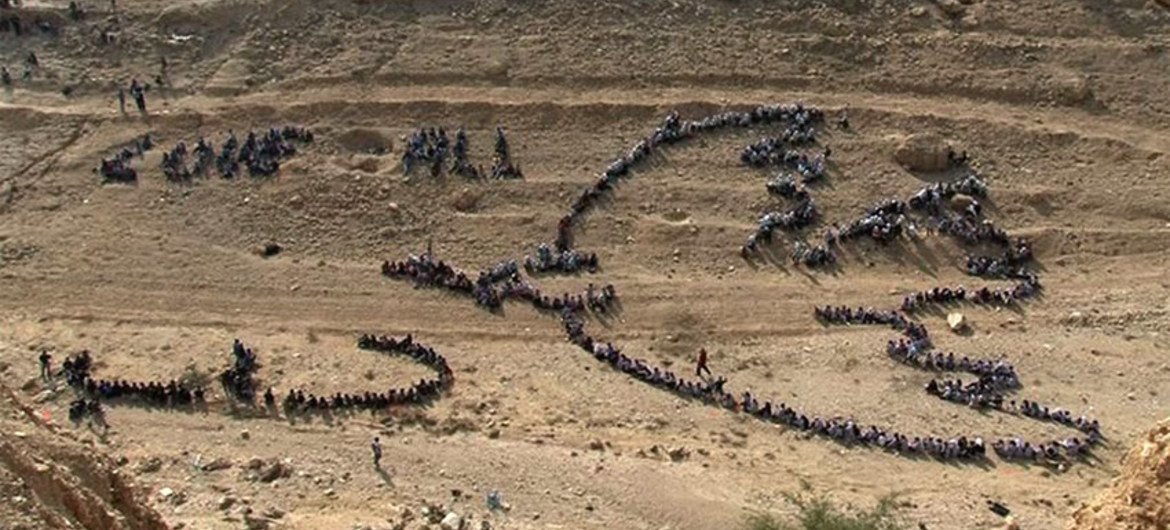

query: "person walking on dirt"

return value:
[1, 67, 11, 87]
[116, 86, 125, 113]
[371, 437, 383, 468]
[696, 348, 712, 378]
[38, 350, 52, 381]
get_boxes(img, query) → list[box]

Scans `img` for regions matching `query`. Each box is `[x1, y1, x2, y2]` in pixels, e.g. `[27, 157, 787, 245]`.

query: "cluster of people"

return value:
[560, 304, 990, 460]
[900, 276, 1042, 312]
[813, 304, 1102, 461]
[279, 334, 454, 414]
[192, 126, 312, 179]
[739, 141, 826, 183]
[741, 198, 819, 257]
[402, 127, 451, 177]
[908, 174, 989, 214]
[401, 125, 522, 180]
[490, 125, 523, 179]
[832, 199, 909, 246]
[59, 349, 206, 412]
[115, 79, 149, 114]
[68, 398, 105, 429]
[96, 134, 154, 183]
[523, 243, 599, 274]
[383, 253, 474, 294]
[554, 104, 825, 258]
[220, 339, 260, 403]
[0, 4, 58, 38]
[764, 173, 809, 201]
[790, 241, 836, 267]
[80, 376, 206, 408]
[450, 128, 482, 179]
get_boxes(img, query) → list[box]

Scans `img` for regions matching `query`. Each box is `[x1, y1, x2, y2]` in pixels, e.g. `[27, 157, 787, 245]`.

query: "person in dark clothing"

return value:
[371, 437, 383, 468]
[38, 350, 52, 381]
[696, 348, 711, 378]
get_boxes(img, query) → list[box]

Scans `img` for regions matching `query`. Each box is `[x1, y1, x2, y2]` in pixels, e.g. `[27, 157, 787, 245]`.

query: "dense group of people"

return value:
[371, 104, 1107, 466]
[279, 334, 454, 415]
[552, 104, 825, 258]
[900, 276, 1042, 312]
[401, 125, 521, 180]
[162, 126, 312, 180]
[523, 243, 599, 274]
[381, 251, 617, 315]
[220, 339, 260, 403]
[57, 349, 207, 421]
[96, 134, 154, 183]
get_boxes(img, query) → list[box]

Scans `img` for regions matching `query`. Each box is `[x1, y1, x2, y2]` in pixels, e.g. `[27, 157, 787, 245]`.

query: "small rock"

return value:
[910, 5, 927, 17]
[240, 430, 250, 440]
[589, 440, 605, 451]
[245, 458, 264, 470]
[947, 312, 966, 332]
[259, 242, 282, 258]
[262, 507, 285, 519]
[258, 462, 291, 483]
[137, 457, 163, 474]
[440, 512, 463, 530]
[667, 447, 689, 462]
[201, 457, 233, 472]
[218, 496, 237, 510]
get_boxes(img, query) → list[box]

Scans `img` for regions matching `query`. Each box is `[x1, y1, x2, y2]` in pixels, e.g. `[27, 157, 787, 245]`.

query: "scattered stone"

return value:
[667, 447, 689, 462]
[440, 512, 463, 530]
[240, 430, 250, 440]
[245, 457, 264, 470]
[262, 507, 285, 519]
[259, 242, 282, 258]
[137, 457, 163, 474]
[451, 188, 480, 212]
[218, 496, 237, 510]
[201, 457, 233, 472]
[947, 312, 967, 332]
[257, 461, 291, 483]
[589, 440, 605, 451]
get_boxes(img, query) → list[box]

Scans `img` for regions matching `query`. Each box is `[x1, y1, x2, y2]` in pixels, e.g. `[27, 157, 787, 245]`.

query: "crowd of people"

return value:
[220, 339, 260, 403]
[370, 104, 1106, 466]
[162, 126, 313, 180]
[899, 276, 1042, 312]
[401, 125, 521, 180]
[551, 104, 825, 257]
[381, 251, 617, 315]
[96, 134, 153, 183]
[58, 349, 207, 418]
[280, 334, 454, 415]
[523, 243, 599, 274]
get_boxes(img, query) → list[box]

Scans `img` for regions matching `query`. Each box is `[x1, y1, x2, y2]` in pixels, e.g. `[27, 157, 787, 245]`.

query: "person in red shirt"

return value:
[696, 348, 711, 378]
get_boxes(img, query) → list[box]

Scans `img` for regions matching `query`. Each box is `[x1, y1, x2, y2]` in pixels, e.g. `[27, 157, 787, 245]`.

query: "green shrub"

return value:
[741, 490, 906, 530]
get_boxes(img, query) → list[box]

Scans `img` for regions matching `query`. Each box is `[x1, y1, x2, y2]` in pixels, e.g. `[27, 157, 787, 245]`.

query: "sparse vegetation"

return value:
[741, 489, 906, 530]
[178, 363, 212, 389]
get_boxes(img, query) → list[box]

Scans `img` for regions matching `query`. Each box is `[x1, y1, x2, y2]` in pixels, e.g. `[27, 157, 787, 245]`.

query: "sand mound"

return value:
[335, 128, 392, 154]
[893, 133, 954, 172]
[1069, 418, 1170, 530]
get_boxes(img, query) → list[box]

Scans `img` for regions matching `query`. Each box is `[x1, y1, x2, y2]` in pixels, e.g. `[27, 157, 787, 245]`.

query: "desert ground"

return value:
[1, 1, 1169, 529]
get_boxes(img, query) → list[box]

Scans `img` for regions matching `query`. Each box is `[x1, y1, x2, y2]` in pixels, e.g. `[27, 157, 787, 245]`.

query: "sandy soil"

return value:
[1, 1, 1169, 529]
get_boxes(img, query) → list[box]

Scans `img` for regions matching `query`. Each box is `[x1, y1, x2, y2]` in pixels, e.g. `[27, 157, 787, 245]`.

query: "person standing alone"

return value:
[696, 348, 711, 378]
[371, 437, 383, 468]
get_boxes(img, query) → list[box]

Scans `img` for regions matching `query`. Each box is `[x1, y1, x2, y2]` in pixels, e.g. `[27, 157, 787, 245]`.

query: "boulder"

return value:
[947, 312, 966, 332]
[440, 512, 463, 530]
[894, 133, 953, 172]
[257, 461, 291, 483]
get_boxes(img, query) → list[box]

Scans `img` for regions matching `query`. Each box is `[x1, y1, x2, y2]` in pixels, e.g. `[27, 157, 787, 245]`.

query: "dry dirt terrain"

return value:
[2, 1, 1170, 529]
